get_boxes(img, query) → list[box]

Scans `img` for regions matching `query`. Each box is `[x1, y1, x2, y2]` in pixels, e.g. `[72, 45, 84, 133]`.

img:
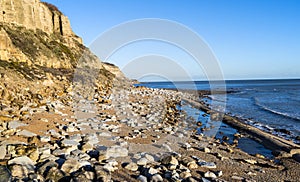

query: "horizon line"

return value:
[136, 77, 300, 83]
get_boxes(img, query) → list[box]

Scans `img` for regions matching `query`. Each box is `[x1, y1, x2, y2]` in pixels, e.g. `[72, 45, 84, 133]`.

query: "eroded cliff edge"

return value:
[0, 0, 128, 116]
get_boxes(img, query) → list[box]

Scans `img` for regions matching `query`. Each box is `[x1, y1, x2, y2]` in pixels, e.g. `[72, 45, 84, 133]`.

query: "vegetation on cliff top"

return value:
[41, 1, 63, 15]
[2, 24, 80, 67]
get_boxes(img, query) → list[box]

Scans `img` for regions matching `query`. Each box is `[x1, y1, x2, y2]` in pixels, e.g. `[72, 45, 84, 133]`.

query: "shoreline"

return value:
[182, 97, 300, 158]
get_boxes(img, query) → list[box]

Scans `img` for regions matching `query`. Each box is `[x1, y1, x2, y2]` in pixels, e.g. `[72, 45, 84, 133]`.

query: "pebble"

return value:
[45, 167, 65, 181]
[124, 162, 139, 171]
[137, 157, 148, 166]
[8, 120, 27, 129]
[137, 175, 148, 182]
[255, 153, 265, 159]
[247, 171, 257, 176]
[61, 158, 81, 174]
[103, 159, 118, 172]
[226, 147, 234, 153]
[17, 130, 37, 137]
[201, 177, 211, 182]
[52, 149, 66, 156]
[10, 164, 32, 178]
[145, 154, 155, 162]
[180, 171, 192, 179]
[94, 165, 111, 181]
[40, 135, 51, 143]
[81, 142, 94, 152]
[168, 164, 177, 170]
[199, 147, 211, 153]
[187, 161, 198, 169]
[37, 160, 58, 175]
[150, 174, 163, 182]
[177, 133, 184, 138]
[216, 170, 223, 177]
[84, 134, 99, 145]
[244, 159, 257, 165]
[105, 146, 128, 158]
[147, 167, 159, 176]
[204, 171, 217, 179]
[61, 139, 80, 147]
[0, 145, 6, 160]
[8, 156, 35, 166]
[232, 175, 245, 180]
[183, 143, 192, 150]
[198, 161, 216, 169]
[161, 155, 178, 166]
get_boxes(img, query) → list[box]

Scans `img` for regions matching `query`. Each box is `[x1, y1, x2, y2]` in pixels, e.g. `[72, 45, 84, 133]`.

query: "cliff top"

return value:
[41, 1, 63, 15]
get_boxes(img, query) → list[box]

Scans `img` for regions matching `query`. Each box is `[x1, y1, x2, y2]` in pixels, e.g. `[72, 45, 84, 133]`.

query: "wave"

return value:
[254, 97, 300, 122]
[206, 95, 227, 103]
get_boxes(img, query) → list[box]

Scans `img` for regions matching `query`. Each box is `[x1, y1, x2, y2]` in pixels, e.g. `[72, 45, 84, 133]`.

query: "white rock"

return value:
[124, 162, 139, 171]
[137, 157, 148, 166]
[183, 143, 192, 150]
[40, 136, 51, 143]
[232, 176, 244, 180]
[105, 146, 128, 158]
[103, 159, 118, 172]
[0, 145, 7, 159]
[61, 139, 79, 147]
[8, 156, 35, 166]
[137, 175, 147, 182]
[8, 121, 27, 129]
[145, 154, 155, 162]
[147, 167, 159, 175]
[204, 171, 217, 179]
[17, 130, 37, 137]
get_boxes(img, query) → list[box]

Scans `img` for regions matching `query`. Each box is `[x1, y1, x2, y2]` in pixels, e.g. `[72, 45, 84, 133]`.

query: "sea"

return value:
[136, 79, 300, 158]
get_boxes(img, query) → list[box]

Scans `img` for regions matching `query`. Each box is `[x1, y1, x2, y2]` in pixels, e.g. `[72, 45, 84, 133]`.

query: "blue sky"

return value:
[45, 0, 300, 80]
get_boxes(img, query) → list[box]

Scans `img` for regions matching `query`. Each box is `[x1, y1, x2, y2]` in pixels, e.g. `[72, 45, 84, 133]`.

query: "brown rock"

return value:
[161, 156, 178, 166]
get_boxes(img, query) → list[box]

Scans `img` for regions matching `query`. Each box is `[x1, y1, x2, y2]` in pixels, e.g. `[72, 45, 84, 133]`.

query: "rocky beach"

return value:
[1, 0, 300, 181]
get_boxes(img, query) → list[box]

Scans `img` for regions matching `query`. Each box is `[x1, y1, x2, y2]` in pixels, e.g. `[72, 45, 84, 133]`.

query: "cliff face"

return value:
[0, 0, 129, 110]
[0, 0, 85, 68]
[0, 0, 77, 38]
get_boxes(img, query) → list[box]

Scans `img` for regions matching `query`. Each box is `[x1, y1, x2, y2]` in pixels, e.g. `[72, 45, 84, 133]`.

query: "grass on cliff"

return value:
[1, 24, 115, 86]
[2, 25, 78, 67]
[0, 60, 44, 81]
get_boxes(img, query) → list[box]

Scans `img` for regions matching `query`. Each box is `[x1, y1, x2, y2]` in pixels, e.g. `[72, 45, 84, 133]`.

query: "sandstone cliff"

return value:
[0, 0, 86, 68]
[0, 0, 129, 113]
[0, 0, 78, 39]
